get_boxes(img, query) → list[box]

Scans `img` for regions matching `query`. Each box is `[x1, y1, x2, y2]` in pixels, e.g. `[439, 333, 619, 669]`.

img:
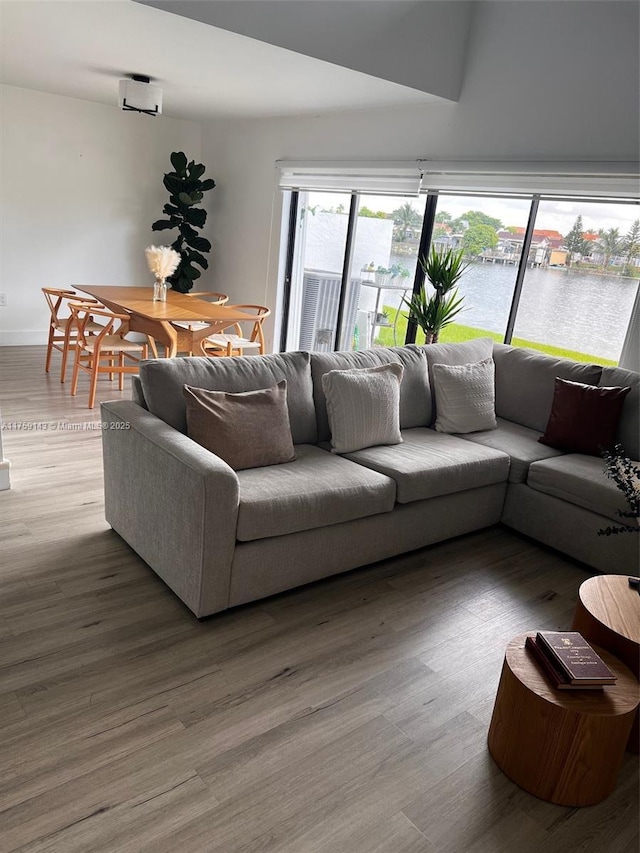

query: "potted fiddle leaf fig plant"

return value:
[403, 246, 468, 343]
[152, 151, 216, 293]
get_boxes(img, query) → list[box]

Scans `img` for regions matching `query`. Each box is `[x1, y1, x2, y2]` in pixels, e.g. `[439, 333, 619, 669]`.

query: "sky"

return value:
[308, 191, 640, 237]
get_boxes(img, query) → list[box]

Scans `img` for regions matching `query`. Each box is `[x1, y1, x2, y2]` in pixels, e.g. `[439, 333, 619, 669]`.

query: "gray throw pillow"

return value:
[322, 363, 404, 453]
[432, 357, 497, 434]
[183, 380, 296, 470]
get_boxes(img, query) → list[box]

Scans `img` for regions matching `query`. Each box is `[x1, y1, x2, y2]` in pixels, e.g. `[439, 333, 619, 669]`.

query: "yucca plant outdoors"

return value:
[152, 151, 216, 293]
[403, 246, 468, 343]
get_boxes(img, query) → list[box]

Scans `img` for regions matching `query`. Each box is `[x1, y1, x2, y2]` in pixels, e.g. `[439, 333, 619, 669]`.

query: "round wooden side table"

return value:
[571, 574, 640, 752]
[488, 632, 639, 806]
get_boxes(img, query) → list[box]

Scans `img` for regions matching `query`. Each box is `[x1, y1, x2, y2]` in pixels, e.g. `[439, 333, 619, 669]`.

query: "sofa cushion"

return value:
[311, 346, 429, 442]
[432, 356, 497, 434]
[323, 363, 403, 453]
[492, 344, 603, 432]
[139, 351, 317, 444]
[183, 381, 296, 471]
[539, 378, 631, 455]
[419, 337, 494, 424]
[236, 444, 396, 541]
[458, 417, 566, 483]
[527, 454, 633, 526]
[343, 427, 509, 504]
[600, 366, 640, 460]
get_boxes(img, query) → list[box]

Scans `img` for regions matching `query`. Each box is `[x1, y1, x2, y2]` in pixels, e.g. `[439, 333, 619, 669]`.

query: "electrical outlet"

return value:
[0, 294, 6, 307]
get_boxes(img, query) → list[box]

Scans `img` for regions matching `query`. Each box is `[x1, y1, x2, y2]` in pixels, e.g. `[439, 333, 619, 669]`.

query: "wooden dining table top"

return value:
[73, 285, 259, 357]
[74, 285, 255, 324]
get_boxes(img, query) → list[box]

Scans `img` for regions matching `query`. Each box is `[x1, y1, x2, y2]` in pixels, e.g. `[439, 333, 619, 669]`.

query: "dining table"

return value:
[74, 285, 257, 358]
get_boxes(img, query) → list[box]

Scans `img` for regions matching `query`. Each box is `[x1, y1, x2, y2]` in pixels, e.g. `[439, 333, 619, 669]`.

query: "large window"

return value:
[350, 194, 426, 350]
[511, 200, 639, 364]
[426, 194, 532, 346]
[279, 178, 639, 366]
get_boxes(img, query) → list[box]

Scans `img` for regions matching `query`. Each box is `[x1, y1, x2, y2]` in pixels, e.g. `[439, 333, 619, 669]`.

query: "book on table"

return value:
[535, 631, 617, 685]
[525, 636, 606, 690]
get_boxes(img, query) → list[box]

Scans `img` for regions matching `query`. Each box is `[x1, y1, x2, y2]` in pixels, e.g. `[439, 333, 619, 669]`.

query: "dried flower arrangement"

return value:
[145, 245, 181, 282]
[598, 444, 640, 536]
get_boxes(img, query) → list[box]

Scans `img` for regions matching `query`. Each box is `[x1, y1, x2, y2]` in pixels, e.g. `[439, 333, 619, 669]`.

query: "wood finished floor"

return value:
[0, 346, 638, 853]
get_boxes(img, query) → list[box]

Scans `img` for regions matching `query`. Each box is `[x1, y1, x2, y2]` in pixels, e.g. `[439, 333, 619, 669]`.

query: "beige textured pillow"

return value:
[432, 357, 497, 434]
[183, 380, 296, 470]
[322, 363, 404, 453]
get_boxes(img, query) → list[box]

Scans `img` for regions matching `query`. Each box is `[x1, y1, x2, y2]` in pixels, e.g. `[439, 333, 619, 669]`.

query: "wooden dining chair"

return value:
[160, 291, 230, 356]
[69, 303, 149, 409]
[42, 287, 102, 382]
[202, 305, 270, 357]
[187, 291, 229, 305]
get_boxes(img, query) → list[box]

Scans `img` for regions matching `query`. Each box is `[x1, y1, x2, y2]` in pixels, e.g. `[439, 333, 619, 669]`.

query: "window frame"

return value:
[278, 182, 639, 360]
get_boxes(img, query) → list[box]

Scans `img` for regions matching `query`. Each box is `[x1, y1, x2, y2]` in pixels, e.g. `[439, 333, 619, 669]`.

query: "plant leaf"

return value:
[187, 235, 212, 253]
[151, 219, 176, 231]
[163, 175, 184, 195]
[184, 208, 207, 228]
[170, 151, 188, 174]
[185, 250, 208, 270]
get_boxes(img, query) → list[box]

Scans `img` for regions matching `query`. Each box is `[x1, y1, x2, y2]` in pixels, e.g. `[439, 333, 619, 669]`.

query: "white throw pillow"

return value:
[322, 363, 404, 453]
[432, 357, 497, 434]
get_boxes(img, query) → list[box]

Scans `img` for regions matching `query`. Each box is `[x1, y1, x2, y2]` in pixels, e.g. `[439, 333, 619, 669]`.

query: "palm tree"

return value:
[392, 203, 422, 242]
[622, 219, 640, 276]
[596, 228, 623, 270]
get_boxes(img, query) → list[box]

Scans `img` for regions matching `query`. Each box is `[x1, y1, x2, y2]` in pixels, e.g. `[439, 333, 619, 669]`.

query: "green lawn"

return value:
[374, 307, 616, 366]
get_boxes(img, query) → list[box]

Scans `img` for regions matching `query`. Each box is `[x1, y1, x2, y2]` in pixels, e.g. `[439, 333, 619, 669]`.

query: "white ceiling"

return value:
[0, 0, 439, 120]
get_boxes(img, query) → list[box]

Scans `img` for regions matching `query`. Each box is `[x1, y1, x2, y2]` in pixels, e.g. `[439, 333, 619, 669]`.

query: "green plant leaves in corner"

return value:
[151, 152, 216, 292]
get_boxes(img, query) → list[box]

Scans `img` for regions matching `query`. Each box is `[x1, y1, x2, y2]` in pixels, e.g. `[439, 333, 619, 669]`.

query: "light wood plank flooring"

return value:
[0, 346, 638, 853]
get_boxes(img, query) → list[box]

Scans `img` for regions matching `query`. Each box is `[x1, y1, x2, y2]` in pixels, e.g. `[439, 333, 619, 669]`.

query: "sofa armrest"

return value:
[100, 400, 240, 617]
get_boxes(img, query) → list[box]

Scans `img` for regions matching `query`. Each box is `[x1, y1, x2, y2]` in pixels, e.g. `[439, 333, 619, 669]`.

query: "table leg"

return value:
[127, 316, 179, 358]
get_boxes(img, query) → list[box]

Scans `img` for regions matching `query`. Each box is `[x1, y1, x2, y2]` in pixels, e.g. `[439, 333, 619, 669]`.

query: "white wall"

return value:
[201, 0, 639, 350]
[0, 85, 202, 344]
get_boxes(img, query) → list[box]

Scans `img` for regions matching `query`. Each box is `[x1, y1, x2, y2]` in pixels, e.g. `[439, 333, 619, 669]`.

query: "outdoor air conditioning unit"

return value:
[298, 273, 361, 351]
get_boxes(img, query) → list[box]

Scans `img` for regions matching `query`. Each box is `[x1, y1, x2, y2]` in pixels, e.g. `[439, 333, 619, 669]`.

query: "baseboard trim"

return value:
[0, 331, 47, 346]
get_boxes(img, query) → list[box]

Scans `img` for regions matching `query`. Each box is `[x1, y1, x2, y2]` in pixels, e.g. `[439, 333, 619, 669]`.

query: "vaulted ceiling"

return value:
[0, 0, 469, 120]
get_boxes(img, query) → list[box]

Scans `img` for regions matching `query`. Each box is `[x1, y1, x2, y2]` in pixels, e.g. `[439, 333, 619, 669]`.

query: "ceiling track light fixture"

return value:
[118, 74, 163, 116]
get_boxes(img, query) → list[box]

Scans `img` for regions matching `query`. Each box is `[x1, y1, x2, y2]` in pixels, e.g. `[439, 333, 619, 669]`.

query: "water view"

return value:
[385, 257, 637, 362]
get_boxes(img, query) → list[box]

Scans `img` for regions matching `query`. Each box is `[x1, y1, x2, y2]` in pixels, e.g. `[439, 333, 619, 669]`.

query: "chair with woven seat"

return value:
[164, 291, 230, 356]
[42, 287, 103, 382]
[202, 304, 270, 357]
[69, 303, 149, 409]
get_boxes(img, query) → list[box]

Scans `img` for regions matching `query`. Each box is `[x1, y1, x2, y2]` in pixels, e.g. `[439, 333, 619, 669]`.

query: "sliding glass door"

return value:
[283, 191, 428, 352]
[283, 191, 352, 352]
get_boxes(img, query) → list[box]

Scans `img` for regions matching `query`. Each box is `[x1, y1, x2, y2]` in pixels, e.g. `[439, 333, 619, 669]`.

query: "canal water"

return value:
[386, 257, 637, 361]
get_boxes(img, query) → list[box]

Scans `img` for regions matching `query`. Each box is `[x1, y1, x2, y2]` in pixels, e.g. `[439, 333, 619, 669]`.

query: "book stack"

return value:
[526, 631, 617, 690]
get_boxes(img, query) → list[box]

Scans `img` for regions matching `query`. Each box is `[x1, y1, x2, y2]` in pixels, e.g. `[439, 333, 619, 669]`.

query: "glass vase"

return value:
[153, 278, 167, 302]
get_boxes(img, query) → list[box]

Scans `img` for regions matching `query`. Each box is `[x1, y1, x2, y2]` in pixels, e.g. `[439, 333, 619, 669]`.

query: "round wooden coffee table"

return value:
[571, 575, 640, 752]
[488, 632, 639, 806]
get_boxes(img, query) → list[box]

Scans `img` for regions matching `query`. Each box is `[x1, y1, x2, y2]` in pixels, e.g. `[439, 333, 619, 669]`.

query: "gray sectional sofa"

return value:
[100, 339, 639, 618]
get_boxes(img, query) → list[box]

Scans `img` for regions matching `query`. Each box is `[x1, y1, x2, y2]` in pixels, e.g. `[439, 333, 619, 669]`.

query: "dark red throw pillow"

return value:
[539, 378, 630, 455]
